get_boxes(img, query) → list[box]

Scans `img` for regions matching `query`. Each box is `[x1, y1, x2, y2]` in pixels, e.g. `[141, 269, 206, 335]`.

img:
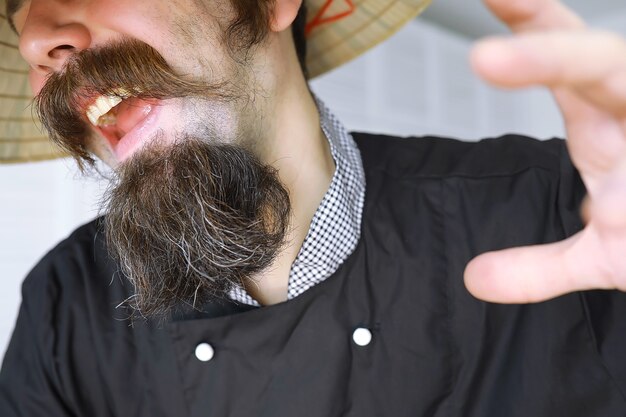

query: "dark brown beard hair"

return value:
[104, 137, 291, 319]
[35, 39, 241, 170]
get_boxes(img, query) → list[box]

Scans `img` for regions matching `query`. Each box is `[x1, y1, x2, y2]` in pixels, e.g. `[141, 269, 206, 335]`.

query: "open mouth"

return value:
[84, 92, 162, 161]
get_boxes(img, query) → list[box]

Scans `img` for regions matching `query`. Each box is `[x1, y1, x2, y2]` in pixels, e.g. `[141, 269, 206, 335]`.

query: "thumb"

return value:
[464, 234, 605, 303]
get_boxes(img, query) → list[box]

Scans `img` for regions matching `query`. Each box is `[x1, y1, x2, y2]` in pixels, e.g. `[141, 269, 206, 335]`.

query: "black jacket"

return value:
[2, 133, 625, 416]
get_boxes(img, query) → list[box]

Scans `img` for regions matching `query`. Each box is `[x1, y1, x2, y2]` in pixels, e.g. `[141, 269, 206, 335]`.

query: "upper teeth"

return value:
[86, 91, 128, 126]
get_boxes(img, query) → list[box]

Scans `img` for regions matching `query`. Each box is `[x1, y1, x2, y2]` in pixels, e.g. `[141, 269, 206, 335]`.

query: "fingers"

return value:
[465, 171, 626, 304]
[471, 31, 626, 87]
[469, 0, 626, 304]
[484, 0, 585, 33]
[591, 158, 626, 230]
[464, 234, 612, 303]
[471, 30, 626, 186]
[470, 31, 626, 115]
[555, 89, 626, 182]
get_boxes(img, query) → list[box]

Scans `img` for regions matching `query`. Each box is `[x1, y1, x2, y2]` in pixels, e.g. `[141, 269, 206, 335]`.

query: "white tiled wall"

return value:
[1, 16, 611, 356]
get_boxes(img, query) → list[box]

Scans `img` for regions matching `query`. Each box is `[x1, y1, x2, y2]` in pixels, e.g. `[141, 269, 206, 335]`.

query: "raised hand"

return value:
[464, 0, 626, 302]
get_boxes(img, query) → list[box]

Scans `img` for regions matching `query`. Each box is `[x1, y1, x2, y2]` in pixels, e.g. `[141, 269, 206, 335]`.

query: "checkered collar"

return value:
[229, 97, 366, 306]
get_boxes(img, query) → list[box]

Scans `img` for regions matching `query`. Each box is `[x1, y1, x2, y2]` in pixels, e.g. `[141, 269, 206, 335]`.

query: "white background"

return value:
[2, 7, 626, 357]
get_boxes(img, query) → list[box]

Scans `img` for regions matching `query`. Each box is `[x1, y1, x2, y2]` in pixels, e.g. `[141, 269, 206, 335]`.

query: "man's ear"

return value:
[271, 0, 303, 32]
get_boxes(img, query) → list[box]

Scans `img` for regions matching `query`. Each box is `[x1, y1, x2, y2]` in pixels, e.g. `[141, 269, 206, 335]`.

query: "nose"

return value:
[18, 3, 91, 75]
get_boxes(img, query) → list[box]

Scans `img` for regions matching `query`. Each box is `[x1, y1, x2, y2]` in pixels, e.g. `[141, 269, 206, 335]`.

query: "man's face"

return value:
[11, 0, 262, 166]
[9, 0, 293, 316]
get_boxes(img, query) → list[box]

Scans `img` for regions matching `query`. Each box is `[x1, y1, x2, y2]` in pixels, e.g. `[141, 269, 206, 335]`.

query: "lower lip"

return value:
[111, 103, 163, 162]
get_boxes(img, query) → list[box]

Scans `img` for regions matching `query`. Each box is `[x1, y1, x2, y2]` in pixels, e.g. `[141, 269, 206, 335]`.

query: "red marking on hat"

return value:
[305, 0, 356, 37]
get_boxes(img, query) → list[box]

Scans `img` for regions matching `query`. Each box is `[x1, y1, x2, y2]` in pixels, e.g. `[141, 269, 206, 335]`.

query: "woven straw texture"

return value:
[1, 2, 65, 162]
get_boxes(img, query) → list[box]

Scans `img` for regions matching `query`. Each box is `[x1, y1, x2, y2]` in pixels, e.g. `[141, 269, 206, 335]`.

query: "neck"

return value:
[245, 42, 335, 305]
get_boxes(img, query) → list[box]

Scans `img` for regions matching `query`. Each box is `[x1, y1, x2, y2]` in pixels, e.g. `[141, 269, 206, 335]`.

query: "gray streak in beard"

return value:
[103, 136, 290, 319]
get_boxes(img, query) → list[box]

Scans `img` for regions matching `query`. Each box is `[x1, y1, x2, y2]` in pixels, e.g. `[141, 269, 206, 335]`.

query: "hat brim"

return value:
[306, 0, 432, 78]
[0, 0, 431, 163]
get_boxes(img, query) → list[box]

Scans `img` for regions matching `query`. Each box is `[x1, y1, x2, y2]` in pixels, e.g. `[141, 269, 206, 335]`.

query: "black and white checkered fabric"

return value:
[229, 98, 366, 306]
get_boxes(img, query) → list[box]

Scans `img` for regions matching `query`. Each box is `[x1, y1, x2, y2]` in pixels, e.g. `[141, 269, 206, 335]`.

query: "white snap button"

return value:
[195, 342, 215, 362]
[352, 328, 372, 347]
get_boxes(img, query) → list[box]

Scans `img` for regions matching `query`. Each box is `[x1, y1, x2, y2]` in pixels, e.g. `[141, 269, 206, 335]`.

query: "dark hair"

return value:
[227, 1, 308, 77]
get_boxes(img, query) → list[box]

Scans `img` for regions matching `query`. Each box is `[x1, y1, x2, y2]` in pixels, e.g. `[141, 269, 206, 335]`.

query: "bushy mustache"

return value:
[34, 39, 238, 168]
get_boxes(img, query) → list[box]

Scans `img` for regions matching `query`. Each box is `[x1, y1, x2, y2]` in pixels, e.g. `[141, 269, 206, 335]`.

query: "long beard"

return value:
[104, 137, 291, 318]
[34, 38, 287, 317]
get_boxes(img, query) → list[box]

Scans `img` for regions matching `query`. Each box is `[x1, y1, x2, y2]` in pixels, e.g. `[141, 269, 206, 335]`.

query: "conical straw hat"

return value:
[0, 0, 431, 163]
